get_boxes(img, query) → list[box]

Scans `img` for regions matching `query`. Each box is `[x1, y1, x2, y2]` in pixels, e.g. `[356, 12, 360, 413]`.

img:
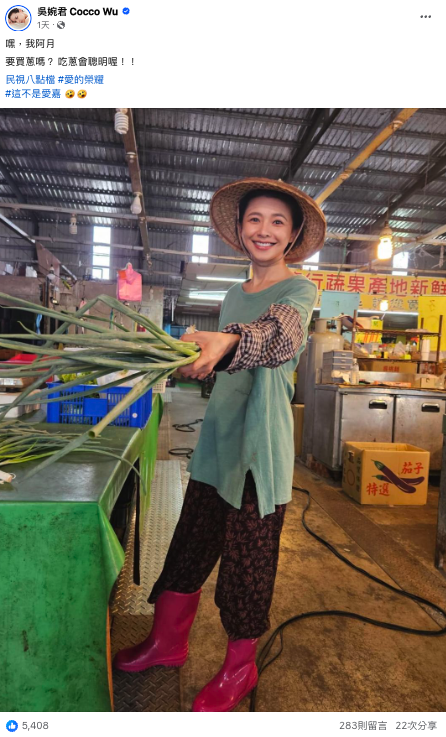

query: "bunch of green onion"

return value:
[0, 291, 200, 479]
[0, 419, 148, 493]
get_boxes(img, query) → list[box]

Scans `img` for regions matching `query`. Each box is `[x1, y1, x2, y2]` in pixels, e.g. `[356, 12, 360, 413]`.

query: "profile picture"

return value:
[6, 5, 31, 30]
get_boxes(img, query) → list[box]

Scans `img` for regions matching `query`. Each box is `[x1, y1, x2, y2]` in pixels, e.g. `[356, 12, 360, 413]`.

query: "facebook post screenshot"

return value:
[0, 0, 445, 734]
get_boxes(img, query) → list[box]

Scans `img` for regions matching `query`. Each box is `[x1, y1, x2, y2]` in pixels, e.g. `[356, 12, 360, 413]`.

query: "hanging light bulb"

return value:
[131, 193, 142, 215]
[379, 299, 389, 311]
[114, 108, 129, 135]
[69, 214, 77, 235]
[377, 222, 393, 260]
[149, 286, 154, 301]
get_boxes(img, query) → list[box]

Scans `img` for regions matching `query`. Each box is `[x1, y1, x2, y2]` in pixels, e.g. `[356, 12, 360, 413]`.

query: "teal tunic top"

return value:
[186, 275, 317, 518]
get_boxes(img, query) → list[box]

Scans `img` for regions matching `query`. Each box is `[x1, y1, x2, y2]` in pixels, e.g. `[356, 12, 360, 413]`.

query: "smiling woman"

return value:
[114, 177, 326, 712]
[237, 188, 304, 258]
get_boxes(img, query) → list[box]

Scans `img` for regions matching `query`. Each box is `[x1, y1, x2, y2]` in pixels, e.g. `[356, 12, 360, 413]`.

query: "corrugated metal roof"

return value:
[1, 107, 446, 301]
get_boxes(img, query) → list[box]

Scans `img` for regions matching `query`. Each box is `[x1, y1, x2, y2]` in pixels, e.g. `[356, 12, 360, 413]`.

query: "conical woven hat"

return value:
[210, 177, 326, 263]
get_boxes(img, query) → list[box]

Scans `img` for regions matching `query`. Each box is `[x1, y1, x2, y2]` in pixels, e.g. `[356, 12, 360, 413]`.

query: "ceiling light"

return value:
[187, 292, 226, 301]
[377, 222, 393, 260]
[114, 108, 129, 135]
[131, 194, 142, 215]
[379, 299, 389, 311]
[184, 301, 222, 307]
[195, 276, 246, 283]
[69, 214, 77, 235]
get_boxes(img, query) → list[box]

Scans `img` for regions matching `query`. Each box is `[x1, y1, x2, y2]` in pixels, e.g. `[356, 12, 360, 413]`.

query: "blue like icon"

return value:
[6, 722, 18, 733]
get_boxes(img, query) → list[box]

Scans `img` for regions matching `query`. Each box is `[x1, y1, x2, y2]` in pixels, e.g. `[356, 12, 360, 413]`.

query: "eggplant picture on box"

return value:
[342, 442, 429, 505]
[372, 460, 425, 494]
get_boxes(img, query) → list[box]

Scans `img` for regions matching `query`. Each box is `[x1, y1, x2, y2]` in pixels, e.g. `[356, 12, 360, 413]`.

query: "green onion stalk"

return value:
[0, 420, 149, 496]
[0, 292, 200, 479]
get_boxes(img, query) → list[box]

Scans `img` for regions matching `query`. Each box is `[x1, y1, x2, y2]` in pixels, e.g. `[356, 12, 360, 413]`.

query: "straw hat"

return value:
[210, 177, 326, 264]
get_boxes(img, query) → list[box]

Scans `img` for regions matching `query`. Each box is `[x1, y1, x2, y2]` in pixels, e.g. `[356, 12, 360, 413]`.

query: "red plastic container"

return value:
[0, 353, 52, 382]
[5, 352, 38, 364]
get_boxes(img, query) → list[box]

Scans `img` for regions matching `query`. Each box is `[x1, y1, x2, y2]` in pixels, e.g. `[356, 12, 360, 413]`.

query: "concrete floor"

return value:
[164, 386, 446, 712]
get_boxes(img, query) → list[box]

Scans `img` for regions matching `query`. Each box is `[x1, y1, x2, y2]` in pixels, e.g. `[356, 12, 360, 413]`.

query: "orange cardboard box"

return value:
[342, 442, 429, 505]
[357, 359, 417, 375]
[414, 375, 438, 389]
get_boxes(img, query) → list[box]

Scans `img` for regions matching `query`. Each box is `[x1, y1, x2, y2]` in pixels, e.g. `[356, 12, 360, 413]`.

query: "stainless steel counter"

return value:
[313, 384, 446, 471]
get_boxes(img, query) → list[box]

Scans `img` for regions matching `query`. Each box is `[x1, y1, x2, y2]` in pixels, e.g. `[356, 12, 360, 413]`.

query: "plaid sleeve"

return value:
[221, 303, 304, 374]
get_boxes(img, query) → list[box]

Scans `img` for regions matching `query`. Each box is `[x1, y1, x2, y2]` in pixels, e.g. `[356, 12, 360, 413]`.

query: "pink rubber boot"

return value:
[113, 589, 201, 672]
[192, 638, 258, 712]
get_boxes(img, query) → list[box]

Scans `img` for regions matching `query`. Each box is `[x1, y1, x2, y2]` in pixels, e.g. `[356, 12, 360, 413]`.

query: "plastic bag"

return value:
[392, 341, 406, 358]
[117, 263, 142, 302]
[96, 370, 141, 388]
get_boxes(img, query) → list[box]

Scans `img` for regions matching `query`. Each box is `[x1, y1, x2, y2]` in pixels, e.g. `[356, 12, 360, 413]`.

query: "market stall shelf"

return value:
[0, 394, 162, 712]
[351, 310, 444, 367]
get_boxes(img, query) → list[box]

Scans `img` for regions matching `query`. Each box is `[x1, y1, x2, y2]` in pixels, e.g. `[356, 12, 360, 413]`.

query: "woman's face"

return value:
[9, 9, 28, 23]
[238, 196, 298, 266]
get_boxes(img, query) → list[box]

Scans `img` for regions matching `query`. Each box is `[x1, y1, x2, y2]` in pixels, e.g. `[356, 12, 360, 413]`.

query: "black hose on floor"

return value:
[169, 419, 203, 458]
[172, 419, 203, 433]
[249, 485, 446, 712]
[168, 448, 194, 459]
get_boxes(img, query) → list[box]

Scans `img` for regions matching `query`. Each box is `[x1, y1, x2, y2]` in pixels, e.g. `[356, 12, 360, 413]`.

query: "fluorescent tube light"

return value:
[195, 276, 245, 283]
[187, 293, 226, 301]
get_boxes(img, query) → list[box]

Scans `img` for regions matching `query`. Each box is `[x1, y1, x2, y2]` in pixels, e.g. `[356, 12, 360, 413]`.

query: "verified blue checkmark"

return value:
[122, 7, 130, 13]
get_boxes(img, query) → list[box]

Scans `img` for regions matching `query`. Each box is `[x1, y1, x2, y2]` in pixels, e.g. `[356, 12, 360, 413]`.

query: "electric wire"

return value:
[172, 419, 203, 432]
[168, 418, 203, 458]
[168, 447, 194, 459]
[249, 485, 446, 712]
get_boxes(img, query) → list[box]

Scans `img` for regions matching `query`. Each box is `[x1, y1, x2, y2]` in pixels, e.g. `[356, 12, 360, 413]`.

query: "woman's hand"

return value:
[178, 331, 240, 380]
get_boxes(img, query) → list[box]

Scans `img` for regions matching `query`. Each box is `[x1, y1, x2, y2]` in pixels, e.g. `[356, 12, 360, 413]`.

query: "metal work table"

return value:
[0, 394, 162, 712]
[313, 384, 446, 471]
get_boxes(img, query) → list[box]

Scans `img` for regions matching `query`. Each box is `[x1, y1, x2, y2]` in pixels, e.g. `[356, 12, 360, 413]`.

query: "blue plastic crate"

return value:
[46, 382, 152, 428]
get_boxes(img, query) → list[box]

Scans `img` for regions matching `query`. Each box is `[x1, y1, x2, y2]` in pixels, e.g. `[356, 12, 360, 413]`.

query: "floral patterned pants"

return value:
[148, 471, 286, 640]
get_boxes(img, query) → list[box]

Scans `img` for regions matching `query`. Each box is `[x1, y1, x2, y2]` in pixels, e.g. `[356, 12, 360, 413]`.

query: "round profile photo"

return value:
[6, 5, 32, 30]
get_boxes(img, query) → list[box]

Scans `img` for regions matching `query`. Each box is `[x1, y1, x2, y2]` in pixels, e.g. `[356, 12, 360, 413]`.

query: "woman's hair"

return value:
[238, 189, 303, 230]
[8, 8, 20, 21]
